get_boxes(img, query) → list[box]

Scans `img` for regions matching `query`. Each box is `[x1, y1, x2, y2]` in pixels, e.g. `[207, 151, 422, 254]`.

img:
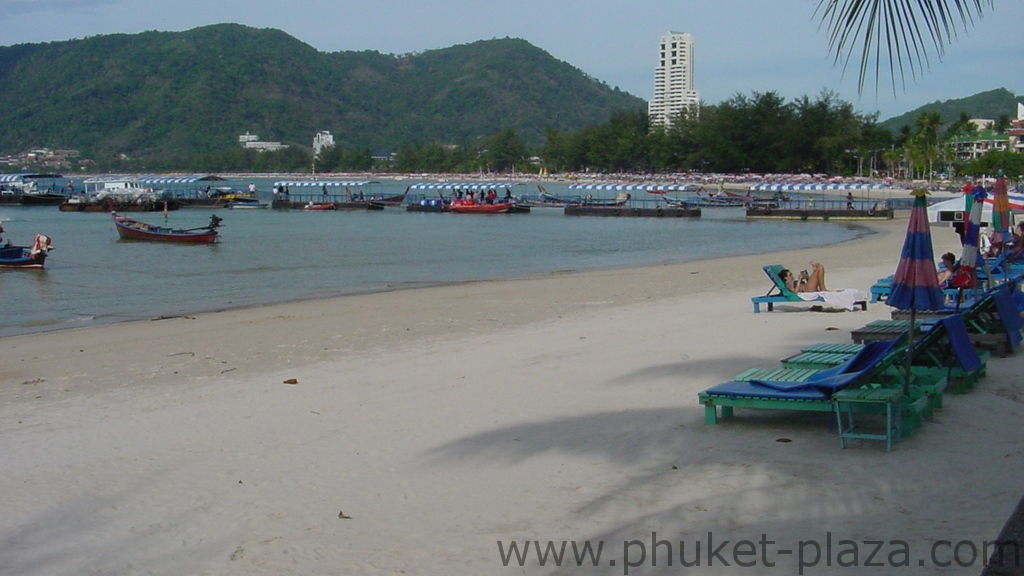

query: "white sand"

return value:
[1, 216, 1020, 575]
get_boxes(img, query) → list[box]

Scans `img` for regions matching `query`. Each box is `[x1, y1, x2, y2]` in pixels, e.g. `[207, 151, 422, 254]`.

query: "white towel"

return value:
[797, 288, 864, 311]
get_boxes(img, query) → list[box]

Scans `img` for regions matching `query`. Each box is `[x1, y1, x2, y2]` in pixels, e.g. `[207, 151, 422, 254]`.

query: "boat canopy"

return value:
[749, 183, 890, 192]
[137, 175, 225, 184]
[0, 173, 63, 183]
[568, 183, 696, 191]
[273, 180, 379, 188]
[409, 182, 521, 190]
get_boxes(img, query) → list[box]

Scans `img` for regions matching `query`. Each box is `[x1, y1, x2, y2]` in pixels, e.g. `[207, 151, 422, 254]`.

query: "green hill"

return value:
[879, 88, 1022, 133]
[0, 24, 645, 165]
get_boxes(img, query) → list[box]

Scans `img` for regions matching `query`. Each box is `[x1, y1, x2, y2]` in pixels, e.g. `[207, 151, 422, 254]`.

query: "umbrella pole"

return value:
[905, 307, 915, 397]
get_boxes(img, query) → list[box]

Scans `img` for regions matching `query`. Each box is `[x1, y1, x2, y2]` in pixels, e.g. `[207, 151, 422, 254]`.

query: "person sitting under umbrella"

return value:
[937, 252, 958, 288]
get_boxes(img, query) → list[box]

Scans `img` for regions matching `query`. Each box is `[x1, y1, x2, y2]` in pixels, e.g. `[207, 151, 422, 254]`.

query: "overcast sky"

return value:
[3, 0, 1021, 120]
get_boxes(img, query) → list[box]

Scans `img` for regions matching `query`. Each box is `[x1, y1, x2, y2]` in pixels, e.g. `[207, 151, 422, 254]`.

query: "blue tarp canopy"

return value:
[408, 182, 520, 190]
[749, 183, 890, 192]
[273, 180, 378, 187]
[0, 173, 63, 183]
[137, 175, 225, 184]
[568, 183, 698, 191]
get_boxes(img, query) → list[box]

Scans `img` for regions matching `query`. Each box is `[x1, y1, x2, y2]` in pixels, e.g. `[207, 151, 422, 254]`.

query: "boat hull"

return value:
[448, 201, 527, 214]
[0, 246, 47, 268]
[112, 214, 219, 243]
[302, 203, 336, 211]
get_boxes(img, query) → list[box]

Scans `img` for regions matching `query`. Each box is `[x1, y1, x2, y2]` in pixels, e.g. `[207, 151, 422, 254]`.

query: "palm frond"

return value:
[815, 0, 993, 95]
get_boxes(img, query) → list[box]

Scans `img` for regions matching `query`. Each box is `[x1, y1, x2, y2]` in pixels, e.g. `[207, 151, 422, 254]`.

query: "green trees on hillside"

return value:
[540, 91, 894, 175]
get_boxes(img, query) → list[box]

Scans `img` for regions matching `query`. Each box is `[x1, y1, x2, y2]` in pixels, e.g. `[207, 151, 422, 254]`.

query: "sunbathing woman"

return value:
[780, 262, 828, 292]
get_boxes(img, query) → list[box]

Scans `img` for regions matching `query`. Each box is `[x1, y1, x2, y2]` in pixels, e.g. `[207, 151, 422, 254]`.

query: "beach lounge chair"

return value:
[751, 265, 867, 313]
[698, 339, 923, 449]
[786, 315, 986, 395]
[870, 275, 893, 303]
[865, 285, 1022, 356]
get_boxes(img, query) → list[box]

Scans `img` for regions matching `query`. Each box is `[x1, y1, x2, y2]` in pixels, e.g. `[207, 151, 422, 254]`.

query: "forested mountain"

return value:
[879, 88, 1022, 133]
[0, 24, 644, 165]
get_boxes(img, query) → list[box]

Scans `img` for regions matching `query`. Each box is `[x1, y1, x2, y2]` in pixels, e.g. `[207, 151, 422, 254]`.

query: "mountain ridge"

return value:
[0, 24, 644, 164]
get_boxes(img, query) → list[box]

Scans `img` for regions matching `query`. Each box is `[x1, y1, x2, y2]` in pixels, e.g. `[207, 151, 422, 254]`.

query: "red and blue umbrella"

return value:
[888, 189, 947, 394]
[888, 189, 947, 312]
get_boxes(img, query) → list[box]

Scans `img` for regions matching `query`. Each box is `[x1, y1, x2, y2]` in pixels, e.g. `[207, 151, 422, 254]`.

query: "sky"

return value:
[3, 0, 1021, 120]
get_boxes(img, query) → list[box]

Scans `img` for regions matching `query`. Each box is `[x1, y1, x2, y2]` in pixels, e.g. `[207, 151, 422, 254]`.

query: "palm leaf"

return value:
[815, 0, 993, 95]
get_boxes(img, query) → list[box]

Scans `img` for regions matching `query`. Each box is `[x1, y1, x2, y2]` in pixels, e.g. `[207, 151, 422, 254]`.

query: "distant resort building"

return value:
[950, 126, 1010, 161]
[238, 131, 288, 152]
[950, 103, 1024, 160]
[313, 130, 334, 156]
[648, 31, 700, 128]
[1008, 102, 1024, 155]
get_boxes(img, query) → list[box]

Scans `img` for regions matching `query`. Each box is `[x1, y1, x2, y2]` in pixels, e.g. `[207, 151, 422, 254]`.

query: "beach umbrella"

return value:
[990, 172, 1013, 248]
[954, 185, 986, 291]
[887, 188, 947, 394]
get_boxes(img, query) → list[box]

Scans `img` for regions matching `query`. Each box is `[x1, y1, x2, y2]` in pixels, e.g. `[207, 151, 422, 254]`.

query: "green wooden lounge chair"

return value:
[785, 315, 987, 395]
[751, 264, 867, 313]
[698, 338, 936, 449]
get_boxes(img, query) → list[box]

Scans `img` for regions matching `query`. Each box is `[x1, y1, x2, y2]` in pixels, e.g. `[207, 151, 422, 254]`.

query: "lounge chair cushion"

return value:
[704, 340, 899, 400]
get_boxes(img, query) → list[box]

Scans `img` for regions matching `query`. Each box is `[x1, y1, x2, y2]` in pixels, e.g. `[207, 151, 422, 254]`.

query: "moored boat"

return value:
[448, 199, 516, 214]
[61, 177, 180, 212]
[303, 202, 336, 211]
[112, 212, 221, 243]
[0, 225, 53, 269]
[226, 198, 268, 209]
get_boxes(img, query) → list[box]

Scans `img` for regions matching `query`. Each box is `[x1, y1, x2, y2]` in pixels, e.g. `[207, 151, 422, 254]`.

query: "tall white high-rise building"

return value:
[648, 32, 699, 128]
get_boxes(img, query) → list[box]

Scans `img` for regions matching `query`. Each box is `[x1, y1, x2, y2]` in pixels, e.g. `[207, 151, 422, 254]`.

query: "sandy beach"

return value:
[2, 215, 1021, 575]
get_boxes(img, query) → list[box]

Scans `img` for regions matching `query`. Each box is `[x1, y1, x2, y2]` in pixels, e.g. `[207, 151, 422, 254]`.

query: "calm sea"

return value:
[0, 178, 870, 337]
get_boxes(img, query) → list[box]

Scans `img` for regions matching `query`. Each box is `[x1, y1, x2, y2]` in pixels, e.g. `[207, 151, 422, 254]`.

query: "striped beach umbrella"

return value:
[888, 189, 947, 312]
[990, 173, 1013, 247]
[888, 189, 947, 394]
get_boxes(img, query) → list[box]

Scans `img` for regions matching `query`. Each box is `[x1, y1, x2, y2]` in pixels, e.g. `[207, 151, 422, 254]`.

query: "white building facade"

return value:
[238, 131, 288, 152]
[648, 32, 700, 128]
[313, 130, 335, 156]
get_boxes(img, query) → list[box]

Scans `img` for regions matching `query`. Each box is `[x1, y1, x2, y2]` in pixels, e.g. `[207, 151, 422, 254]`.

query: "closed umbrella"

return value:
[887, 188, 947, 394]
[990, 172, 1013, 249]
[955, 185, 986, 292]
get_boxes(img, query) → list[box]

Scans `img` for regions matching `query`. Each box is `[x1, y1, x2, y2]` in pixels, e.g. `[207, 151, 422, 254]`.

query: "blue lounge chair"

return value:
[870, 275, 893, 303]
[751, 264, 867, 313]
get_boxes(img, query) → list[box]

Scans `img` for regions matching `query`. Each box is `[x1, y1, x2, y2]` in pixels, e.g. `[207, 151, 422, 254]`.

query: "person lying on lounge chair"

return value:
[781, 263, 828, 292]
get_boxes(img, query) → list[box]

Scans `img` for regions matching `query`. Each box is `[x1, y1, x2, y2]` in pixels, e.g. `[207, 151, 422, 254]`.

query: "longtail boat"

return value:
[112, 212, 221, 243]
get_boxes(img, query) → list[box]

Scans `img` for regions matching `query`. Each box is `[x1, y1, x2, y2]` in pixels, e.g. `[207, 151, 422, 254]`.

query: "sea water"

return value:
[0, 178, 870, 337]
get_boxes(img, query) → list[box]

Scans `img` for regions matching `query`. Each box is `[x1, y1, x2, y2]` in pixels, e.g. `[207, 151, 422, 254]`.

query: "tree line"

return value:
[64, 90, 1023, 179]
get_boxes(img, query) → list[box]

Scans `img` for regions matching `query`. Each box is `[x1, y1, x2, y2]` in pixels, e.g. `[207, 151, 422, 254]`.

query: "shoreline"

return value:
[3, 216, 884, 341]
[3, 213, 1018, 576]
[0, 217, 924, 392]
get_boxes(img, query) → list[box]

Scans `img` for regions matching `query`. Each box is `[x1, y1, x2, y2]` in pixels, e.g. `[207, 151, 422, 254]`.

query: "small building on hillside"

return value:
[238, 132, 288, 152]
[313, 130, 334, 156]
